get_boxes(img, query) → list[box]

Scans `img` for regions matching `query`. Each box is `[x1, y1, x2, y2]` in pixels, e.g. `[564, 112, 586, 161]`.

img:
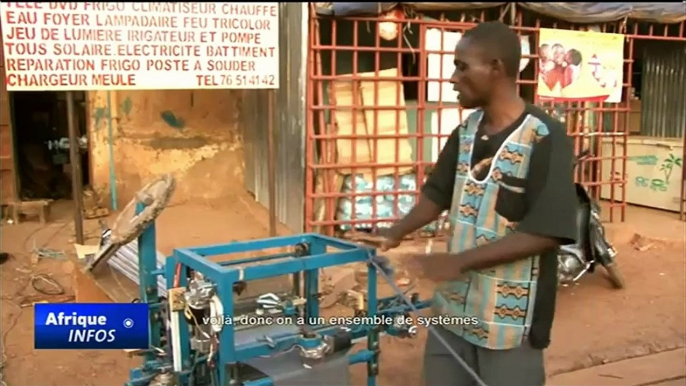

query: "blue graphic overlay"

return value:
[34, 303, 149, 349]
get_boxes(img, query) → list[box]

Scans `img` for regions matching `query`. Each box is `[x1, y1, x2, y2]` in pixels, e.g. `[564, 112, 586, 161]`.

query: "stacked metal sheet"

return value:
[106, 239, 168, 297]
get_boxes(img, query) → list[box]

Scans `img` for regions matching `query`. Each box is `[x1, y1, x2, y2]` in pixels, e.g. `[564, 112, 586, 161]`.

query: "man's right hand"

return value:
[376, 228, 402, 251]
[350, 228, 402, 252]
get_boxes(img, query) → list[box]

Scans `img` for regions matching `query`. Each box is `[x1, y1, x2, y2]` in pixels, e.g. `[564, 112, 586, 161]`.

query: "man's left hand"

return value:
[396, 253, 464, 282]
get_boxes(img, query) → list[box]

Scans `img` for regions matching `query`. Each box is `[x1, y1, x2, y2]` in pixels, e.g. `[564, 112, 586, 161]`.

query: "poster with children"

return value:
[537, 28, 624, 103]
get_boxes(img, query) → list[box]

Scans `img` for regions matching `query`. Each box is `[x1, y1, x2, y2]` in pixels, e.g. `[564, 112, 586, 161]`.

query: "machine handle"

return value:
[347, 233, 384, 248]
[347, 235, 396, 276]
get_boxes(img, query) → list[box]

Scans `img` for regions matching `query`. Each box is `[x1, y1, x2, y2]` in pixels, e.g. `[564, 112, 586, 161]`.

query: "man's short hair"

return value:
[463, 21, 522, 78]
[568, 49, 583, 66]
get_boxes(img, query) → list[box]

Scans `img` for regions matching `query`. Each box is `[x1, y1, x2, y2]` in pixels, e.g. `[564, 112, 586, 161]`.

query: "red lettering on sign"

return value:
[127, 30, 196, 43]
[212, 17, 272, 31]
[63, 28, 123, 42]
[4, 26, 37, 40]
[182, 16, 208, 29]
[220, 4, 277, 17]
[5, 10, 38, 24]
[83, 3, 126, 12]
[145, 59, 190, 71]
[206, 60, 256, 72]
[100, 59, 141, 72]
[53, 43, 112, 56]
[91, 74, 136, 87]
[6, 73, 89, 87]
[6, 58, 95, 72]
[196, 75, 216, 86]
[95, 14, 177, 28]
[4, 3, 44, 9]
[42, 12, 90, 26]
[4, 42, 48, 55]
[49, 3, 79, 11]
[116, 43, 201, 57]
[219, 31, 262, 44]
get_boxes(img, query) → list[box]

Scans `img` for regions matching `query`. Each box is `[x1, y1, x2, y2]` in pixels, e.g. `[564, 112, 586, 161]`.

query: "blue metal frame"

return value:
[127, 211, 430, 386]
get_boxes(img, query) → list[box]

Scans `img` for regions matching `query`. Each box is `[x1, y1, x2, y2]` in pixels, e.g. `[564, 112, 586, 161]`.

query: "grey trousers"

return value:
[423, 326, 546, 386]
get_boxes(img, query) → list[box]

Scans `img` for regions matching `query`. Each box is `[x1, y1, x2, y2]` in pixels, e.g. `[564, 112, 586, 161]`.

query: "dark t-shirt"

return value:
[421, 103, 578, 349]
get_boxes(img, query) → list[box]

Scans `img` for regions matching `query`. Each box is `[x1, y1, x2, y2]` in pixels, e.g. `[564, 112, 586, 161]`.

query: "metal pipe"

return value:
[367, 256, 487, 386]
[304, 5, 316, 235]
[66, 91, 85, 244]
[268, 90, 277, 237]
[170, 311, 183, 371]
[106, 91, 118, 210]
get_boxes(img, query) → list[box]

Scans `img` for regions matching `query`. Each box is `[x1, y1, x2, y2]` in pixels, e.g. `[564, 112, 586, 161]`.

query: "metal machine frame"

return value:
[126, 203, 430, 386]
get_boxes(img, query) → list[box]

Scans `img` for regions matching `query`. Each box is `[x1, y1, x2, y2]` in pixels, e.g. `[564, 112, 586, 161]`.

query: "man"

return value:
[562, 49, 583, 88]
[378, 22, 578, 386]
[537, 44, 554, 77]
[542, 43, 567, 91]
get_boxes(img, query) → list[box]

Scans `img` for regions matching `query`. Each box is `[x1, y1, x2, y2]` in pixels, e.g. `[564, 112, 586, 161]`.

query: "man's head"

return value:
[565, 49, 582, 66]
[450, 22, 522, 109]
[552, 44, 565, 64]
[539, 44, 550, 61]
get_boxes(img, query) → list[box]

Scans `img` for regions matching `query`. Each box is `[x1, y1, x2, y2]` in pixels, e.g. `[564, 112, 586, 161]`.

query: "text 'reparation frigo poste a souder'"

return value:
[0, 2, 280, 91]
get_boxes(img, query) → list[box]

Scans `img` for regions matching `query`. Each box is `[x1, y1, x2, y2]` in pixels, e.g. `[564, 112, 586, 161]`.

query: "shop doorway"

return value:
[10, 91, 89, 200]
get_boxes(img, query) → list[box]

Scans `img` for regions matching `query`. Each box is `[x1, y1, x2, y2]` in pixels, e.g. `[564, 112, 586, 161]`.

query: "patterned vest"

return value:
[431, 110, 548, 350]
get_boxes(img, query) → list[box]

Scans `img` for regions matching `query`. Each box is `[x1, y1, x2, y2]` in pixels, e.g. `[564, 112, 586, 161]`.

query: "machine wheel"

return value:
[110, 174, 176, 245]
[604, 263, 625, 289]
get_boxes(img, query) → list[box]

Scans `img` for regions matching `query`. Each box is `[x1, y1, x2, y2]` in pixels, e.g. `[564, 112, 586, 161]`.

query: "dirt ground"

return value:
[548, 348, 685, 386]
[1, 197, 684, 386]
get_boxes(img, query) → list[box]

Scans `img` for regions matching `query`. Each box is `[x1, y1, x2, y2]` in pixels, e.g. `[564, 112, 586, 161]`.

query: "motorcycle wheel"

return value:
[604, 262, 625, 289]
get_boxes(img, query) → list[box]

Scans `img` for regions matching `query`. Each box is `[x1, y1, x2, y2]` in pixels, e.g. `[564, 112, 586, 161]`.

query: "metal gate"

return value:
[305, 5, 686, 234]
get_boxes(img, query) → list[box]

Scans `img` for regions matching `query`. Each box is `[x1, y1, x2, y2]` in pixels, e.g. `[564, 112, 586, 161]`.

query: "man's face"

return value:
[450, 37, 494, 109]
[553, 46, 565, 64]
[564, 52, 571, 64]
[540, 46, 549, 61]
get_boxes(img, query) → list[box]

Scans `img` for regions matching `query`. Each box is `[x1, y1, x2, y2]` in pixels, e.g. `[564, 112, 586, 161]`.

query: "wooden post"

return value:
[66, 91, 85, 244]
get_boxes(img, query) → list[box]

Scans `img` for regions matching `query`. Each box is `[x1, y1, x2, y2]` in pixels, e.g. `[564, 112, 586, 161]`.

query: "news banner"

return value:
[34, 303, 150, 349]
[34, 303, 479, 349]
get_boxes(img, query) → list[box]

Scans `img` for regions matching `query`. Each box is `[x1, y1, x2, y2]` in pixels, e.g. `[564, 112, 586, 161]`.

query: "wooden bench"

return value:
[8, 199, 52, 224]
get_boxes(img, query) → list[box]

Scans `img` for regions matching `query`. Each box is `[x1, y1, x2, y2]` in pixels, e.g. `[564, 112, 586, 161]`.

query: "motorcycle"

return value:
[557, 150, 625, 289]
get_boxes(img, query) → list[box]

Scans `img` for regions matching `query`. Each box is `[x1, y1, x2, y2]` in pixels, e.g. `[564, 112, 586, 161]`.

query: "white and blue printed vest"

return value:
[432, 110, 550, 350]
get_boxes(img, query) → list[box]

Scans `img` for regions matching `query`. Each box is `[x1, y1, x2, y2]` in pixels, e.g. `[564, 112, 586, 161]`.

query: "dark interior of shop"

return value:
[10, 91, 89, 200]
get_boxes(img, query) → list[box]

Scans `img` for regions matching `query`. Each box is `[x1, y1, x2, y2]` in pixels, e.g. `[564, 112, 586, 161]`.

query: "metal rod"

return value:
[367, 255, 487, 386]
[106, 91, 118, 210]
[267, 90, 277, 237]
[66, 91, 84, 244]
[137, 201, 161, 362]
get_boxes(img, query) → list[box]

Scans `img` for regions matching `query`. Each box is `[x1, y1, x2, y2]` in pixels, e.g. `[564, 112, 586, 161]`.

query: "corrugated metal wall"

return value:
[640, 42, 686, 138]
[243, 3, 308, 232]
